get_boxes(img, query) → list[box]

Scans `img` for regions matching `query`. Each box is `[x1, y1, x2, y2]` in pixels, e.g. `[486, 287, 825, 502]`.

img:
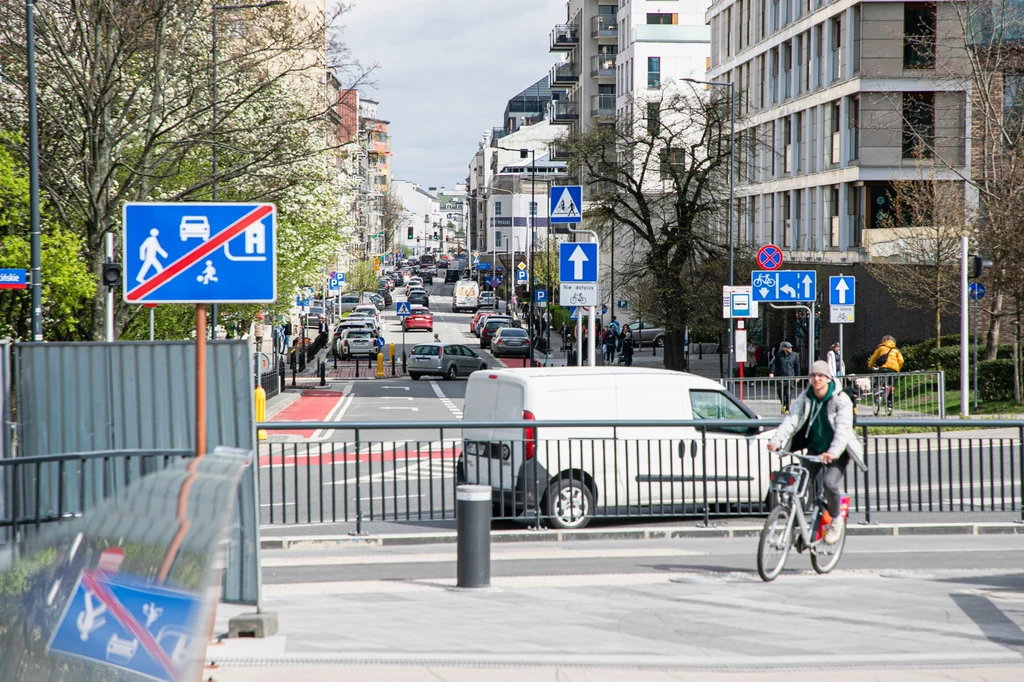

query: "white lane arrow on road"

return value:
[568, 245, 588, 280]
[380, 407, 419, 411]
[802, 274, 813, 299]
[380, 396, 413, 400]
[834, 278, 849, 304]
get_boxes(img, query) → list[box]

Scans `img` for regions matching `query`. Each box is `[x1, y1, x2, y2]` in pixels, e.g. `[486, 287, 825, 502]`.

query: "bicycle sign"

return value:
[752, 272, 776, 288]
[559, 282, 598, 307]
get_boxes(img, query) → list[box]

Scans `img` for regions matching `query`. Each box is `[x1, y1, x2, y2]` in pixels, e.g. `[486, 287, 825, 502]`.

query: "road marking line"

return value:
[380, 407, 419, 411]
[310, 382, 355, 441]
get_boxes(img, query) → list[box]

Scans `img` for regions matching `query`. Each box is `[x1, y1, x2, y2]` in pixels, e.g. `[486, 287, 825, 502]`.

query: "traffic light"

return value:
[969, 254, 993, 279]
[101, 261, 122, 288]
[407, 226, 414, 239]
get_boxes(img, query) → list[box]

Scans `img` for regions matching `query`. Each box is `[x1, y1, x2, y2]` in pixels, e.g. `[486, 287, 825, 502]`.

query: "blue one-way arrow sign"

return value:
[559, 242, 598, 282]
[829, 276, 855, 306]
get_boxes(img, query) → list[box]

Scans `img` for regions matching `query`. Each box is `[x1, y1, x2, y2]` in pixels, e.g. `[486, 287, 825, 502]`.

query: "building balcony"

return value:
[591, 54, 616, 78]
[550, 100, 579, 125]
[549, 23, 580, 51]
[591, 94, 615, 119]
[549, 61, 579, 87]
[632, 24, 711, 43]
[591, 15, 617, 39]
[549, 144, 571, 161]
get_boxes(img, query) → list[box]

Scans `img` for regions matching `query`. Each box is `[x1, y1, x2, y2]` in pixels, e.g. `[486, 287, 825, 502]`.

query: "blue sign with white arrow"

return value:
[559, 243, 598, 283]
[123, 202, 276, 304]
[829, 276, 855, 306]
[549, 185, 582, 224]
[969, 282, 986, 301]
[395, 302, 412, 317]
[751, 270, 817, 302]
[48, 571, 203, 682]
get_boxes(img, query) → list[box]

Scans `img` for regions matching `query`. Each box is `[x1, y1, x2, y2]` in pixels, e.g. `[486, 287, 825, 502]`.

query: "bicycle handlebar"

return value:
[773, 449, 824, 464]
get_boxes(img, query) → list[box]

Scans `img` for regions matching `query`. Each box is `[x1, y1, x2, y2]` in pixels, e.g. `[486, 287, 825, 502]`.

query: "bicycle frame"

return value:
[772, 453, 830, 552]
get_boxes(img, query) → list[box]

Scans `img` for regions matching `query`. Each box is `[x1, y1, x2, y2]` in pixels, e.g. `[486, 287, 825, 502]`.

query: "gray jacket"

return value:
[770, 350, 800, 376]
[768, 380, 867, 472]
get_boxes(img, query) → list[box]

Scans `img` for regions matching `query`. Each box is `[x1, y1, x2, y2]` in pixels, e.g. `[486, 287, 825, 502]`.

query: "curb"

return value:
[260, 521, 1024, 551]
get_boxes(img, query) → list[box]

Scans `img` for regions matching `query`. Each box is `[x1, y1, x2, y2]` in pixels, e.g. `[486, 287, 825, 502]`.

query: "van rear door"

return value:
[463, 374, 524, 493]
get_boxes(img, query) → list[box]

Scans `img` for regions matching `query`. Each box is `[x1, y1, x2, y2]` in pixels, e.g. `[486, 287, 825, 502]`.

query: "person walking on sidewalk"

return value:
[253, 318, 265, 351]
[282, 318, 292, 353]
[602, 325, 616, 363]
[769, 340, 800, 413]
[620, 328, 635, 367]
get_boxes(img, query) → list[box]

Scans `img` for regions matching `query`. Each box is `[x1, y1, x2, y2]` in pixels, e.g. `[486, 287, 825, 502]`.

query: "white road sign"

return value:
[830, 305, 855, 323]
[560, 282, 598, 307]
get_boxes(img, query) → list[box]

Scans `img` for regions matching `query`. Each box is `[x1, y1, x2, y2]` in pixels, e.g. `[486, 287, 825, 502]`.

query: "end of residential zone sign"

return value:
[123, 202, 277, 304]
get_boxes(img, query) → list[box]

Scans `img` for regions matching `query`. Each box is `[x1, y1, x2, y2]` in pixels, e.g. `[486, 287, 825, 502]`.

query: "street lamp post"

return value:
[26, 0, 42, 340]
[683, 77, 735, 378]
[210, 1, 284, 339]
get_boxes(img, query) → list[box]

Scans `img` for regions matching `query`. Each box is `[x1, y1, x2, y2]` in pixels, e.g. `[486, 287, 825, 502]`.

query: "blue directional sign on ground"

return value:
[535, 288, 547, 303]
[751, 270, 817, 302]
[123, 202, 276, 304]
[48, 571, 203, 682]
[559, 243, 598, 282]
[829, 276, 855, 306]
[395, 302, 412, 317]
[549, 185, 582, 224]
[969, 282, 986, 301]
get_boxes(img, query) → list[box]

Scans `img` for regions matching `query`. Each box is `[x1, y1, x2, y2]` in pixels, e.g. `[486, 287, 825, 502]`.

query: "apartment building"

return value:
[392, 181, 440, 256]
[432, 185, 469, 252]
[705, 0, 970, 262]
[335, 93, 393, 257]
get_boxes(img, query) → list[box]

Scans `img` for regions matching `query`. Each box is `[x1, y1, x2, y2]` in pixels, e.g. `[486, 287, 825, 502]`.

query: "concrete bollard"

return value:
[456, 485, 492, 589]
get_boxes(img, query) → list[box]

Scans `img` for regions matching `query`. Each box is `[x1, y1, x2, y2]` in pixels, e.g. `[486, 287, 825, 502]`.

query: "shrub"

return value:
[978, 359, 1015, 402]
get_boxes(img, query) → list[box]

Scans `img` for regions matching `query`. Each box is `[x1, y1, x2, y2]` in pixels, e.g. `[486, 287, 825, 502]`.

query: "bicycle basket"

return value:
[769, 465, 808, 496]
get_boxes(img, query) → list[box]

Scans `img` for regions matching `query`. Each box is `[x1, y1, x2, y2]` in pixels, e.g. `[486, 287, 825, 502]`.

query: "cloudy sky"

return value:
[336, 0, 562, 190]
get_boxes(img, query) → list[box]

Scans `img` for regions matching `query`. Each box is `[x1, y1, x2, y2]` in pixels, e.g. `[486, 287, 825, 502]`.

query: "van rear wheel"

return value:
[545, 477, 593, 529]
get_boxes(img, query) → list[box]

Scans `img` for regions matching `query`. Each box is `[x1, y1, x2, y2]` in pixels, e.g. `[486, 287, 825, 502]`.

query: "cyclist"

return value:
[767, 360, 866, 544]
[867, 335, 905, 409]
[768, 341, 799, 413]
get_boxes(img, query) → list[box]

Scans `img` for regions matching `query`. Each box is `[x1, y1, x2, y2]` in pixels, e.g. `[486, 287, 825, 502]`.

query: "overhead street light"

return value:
[682, 77, 735, 378]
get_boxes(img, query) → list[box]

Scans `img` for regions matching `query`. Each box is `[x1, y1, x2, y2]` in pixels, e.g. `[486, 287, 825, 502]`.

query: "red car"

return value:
[403, 305, 433, 332]
[470, 311, 487, 336]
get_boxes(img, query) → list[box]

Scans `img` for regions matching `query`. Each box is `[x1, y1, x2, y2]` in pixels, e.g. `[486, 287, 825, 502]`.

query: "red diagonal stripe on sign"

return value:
[80, 571, 180, 678]
[126, 204, 273, 302]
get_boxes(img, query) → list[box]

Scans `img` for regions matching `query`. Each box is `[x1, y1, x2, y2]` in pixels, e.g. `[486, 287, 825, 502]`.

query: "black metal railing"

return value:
[256, 418, 1024, 532]
[260, 370, 279, 399]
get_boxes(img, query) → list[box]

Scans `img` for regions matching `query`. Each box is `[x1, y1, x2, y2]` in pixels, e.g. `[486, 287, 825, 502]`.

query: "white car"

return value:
[179, 216, 210, 241]
[462, 368, 774, 529]
[352, 304, 380, 323]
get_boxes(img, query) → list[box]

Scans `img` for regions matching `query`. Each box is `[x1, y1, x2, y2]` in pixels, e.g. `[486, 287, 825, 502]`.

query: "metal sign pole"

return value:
[588, 305, 596, 367]
[973, 296, 979, 410]
[576, 312, 582, 367]
[195, 303, 207, 457]
[809, 300, 815, 374]
[149, 307, 155, 341]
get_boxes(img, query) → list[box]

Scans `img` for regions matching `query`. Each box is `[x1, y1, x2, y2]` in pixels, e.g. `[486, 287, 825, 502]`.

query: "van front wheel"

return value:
[545, 478, 593, 529]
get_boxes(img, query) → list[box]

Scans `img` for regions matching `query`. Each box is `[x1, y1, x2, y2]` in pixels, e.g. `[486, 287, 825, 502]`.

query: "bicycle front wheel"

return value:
[811, 520, 847, 574]
[873, 390, 882, 416]
[757, 506, 793, 582]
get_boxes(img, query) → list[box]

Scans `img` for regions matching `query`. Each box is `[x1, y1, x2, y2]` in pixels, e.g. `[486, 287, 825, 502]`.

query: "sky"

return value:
[335, 0, 561, 190]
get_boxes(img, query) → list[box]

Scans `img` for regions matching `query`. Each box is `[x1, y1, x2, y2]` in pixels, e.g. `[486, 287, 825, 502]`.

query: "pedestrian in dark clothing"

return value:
[769, 340, 800, 413]
[621, 329, 635, 367]
[602, 326, 616, 363]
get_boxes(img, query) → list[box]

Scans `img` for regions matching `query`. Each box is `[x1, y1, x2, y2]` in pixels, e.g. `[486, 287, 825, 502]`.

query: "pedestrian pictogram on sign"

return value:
[396, 302, 411, 317]
[123, 203, 276, 304]
[756, 244, 784, 270]
[549, 186, 582, 224]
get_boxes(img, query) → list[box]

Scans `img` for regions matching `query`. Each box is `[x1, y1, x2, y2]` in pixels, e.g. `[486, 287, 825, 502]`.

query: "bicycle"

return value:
[756, 450, 851, 582]
[752, 273, 776, 288]
[870, 368, 895, 416]
[569, 292, 588, 305]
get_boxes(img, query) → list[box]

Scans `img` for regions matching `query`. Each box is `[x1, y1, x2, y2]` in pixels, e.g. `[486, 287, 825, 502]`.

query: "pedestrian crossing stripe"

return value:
[550, 187, 581, 219]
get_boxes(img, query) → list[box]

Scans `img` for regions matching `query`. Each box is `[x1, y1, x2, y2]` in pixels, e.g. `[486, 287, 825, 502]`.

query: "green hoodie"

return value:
[805, 382, 835, 454]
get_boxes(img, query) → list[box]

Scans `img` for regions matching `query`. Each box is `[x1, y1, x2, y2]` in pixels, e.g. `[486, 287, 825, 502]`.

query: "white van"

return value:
[453, 280, 480, 313]
[462, 367, 774, 529]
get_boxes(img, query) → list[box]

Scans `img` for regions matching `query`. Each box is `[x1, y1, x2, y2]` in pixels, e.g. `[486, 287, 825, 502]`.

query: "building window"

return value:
[648, 57, 661, 88]
[493, 201, 502, 216]
[647, 101, 661, 137]
[849, 95, 860, 160]
[829, 100, 841, 165]
[904, 4, 936, 68]
[783, 116, 792, 173]
[1003, 74, 1024, 144]
[529, 202, 537, 216]
[659, 148, 686, 179]
[831, 16, 843, 82]
[903, 92, 935, 157]
[647, 13, 677, 24]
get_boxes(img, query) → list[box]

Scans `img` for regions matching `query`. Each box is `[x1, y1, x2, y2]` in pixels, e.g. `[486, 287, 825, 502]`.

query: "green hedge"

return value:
[978, 359, 1016, 401]
[851, 335, 1019, 392]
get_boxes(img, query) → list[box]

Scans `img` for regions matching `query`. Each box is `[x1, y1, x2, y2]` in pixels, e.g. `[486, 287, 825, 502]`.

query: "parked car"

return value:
[347, 313, 379, 335]
[470, 311, 488, 336]
[408, 342, 487, 381]
[461, 368, 774, 529]
[445, 268, 461, 284]
[408, 291, 430, 308]
[367, 293, 385, 310]
[402, 305, 433, 332]
[480, 316, 513, 349]
[340, 293, 361, 314]
[478, 292, 496, 309]
[491, 327, 531, 358]
[377, 288, 393, 305]
[353, 304, 380, 323]
[473, 312, 495, 336]
[338, 328, 376, 360]
[624, 321, 665, 348]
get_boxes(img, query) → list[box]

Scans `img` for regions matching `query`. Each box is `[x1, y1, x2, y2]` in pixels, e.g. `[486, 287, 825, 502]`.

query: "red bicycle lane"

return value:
[267, 389, 346, 438]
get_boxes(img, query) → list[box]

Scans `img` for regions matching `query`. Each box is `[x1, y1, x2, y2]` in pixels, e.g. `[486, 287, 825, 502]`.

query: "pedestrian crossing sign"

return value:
[549, 186, 582, 224]
[396, 302, 411, 317]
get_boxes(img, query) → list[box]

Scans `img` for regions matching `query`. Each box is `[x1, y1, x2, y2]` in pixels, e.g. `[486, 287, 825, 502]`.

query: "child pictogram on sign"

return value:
[197, 260, 218, 285]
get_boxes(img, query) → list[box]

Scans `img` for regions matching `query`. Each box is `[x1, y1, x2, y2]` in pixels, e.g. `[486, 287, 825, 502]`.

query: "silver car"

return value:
[339, 328, 376, 360]
[408, 342, 487, 381]
[625, 321, 665, 348]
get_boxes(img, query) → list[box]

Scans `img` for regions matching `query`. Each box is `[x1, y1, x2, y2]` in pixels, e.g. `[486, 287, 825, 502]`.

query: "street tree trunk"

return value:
[984, 292, 1004, 360]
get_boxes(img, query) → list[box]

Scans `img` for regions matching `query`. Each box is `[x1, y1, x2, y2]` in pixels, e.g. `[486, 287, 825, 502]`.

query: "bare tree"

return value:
[566, 87, 734, 371]
[378, 189, 405, 256]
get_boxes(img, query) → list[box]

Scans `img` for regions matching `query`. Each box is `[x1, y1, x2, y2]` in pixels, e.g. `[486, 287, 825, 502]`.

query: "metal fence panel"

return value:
[721, 371, 946, 420]
[12, 341, 260, 606]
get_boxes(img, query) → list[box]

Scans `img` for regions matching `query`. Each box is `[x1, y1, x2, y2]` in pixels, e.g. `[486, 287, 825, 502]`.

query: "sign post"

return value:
[969, 281, 986, 410]
[829, 276, 856, 377]
[752, 269, 818, 374]
[396, 301, 411, 373]
[124, 202, 277, 456]
[559, 241, 599, 367]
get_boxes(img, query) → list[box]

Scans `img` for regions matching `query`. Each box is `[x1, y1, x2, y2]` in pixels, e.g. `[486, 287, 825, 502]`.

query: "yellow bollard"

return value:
[254, 386, 268, 441]
[389, 343, 395, 361]
[376, 352, 385, 378]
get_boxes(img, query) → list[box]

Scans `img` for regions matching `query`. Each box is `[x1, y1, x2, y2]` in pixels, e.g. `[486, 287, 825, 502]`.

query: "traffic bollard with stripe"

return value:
[456, 485, 491, 589]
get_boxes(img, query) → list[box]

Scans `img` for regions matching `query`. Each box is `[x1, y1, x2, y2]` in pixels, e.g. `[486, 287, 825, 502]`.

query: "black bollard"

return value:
[319, 360, 326, 386]
[355, 357, 360, 378]
[291, 364, 296, 387]
[456, 485, 491, 589]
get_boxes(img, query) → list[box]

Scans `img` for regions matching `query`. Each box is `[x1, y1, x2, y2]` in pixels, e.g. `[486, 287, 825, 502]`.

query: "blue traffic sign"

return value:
[549, 185, 582, 224]
[559, 243, 598, 283]
[516, 268, 528, 283]
[339, 272, 346, 283]
[969, 282, 986, 301]
[328, 277, 340, 291]
[617, 300, 628, 309]
[123, 203, 276, 304]
[48, 571, 202, 682]
[478, 261, 490, 271]
[569, 306, 579, 320]
[472, 257, 480, 265]
[730, 291, 753, 317]
[756, 244, 783, 270]
[535, 288, 547, 302]
[829, 276, 855, 306]
[0, 268, 28, 289]
[395, 302, 412, 317]
[751, 270, 817, 302]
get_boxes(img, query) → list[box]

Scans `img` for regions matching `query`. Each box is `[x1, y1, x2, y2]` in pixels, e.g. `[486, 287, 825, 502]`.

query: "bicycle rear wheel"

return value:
[757, 506, 793, 582]
[810, 520, 847, 574]
[872, 390, 882, 416]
